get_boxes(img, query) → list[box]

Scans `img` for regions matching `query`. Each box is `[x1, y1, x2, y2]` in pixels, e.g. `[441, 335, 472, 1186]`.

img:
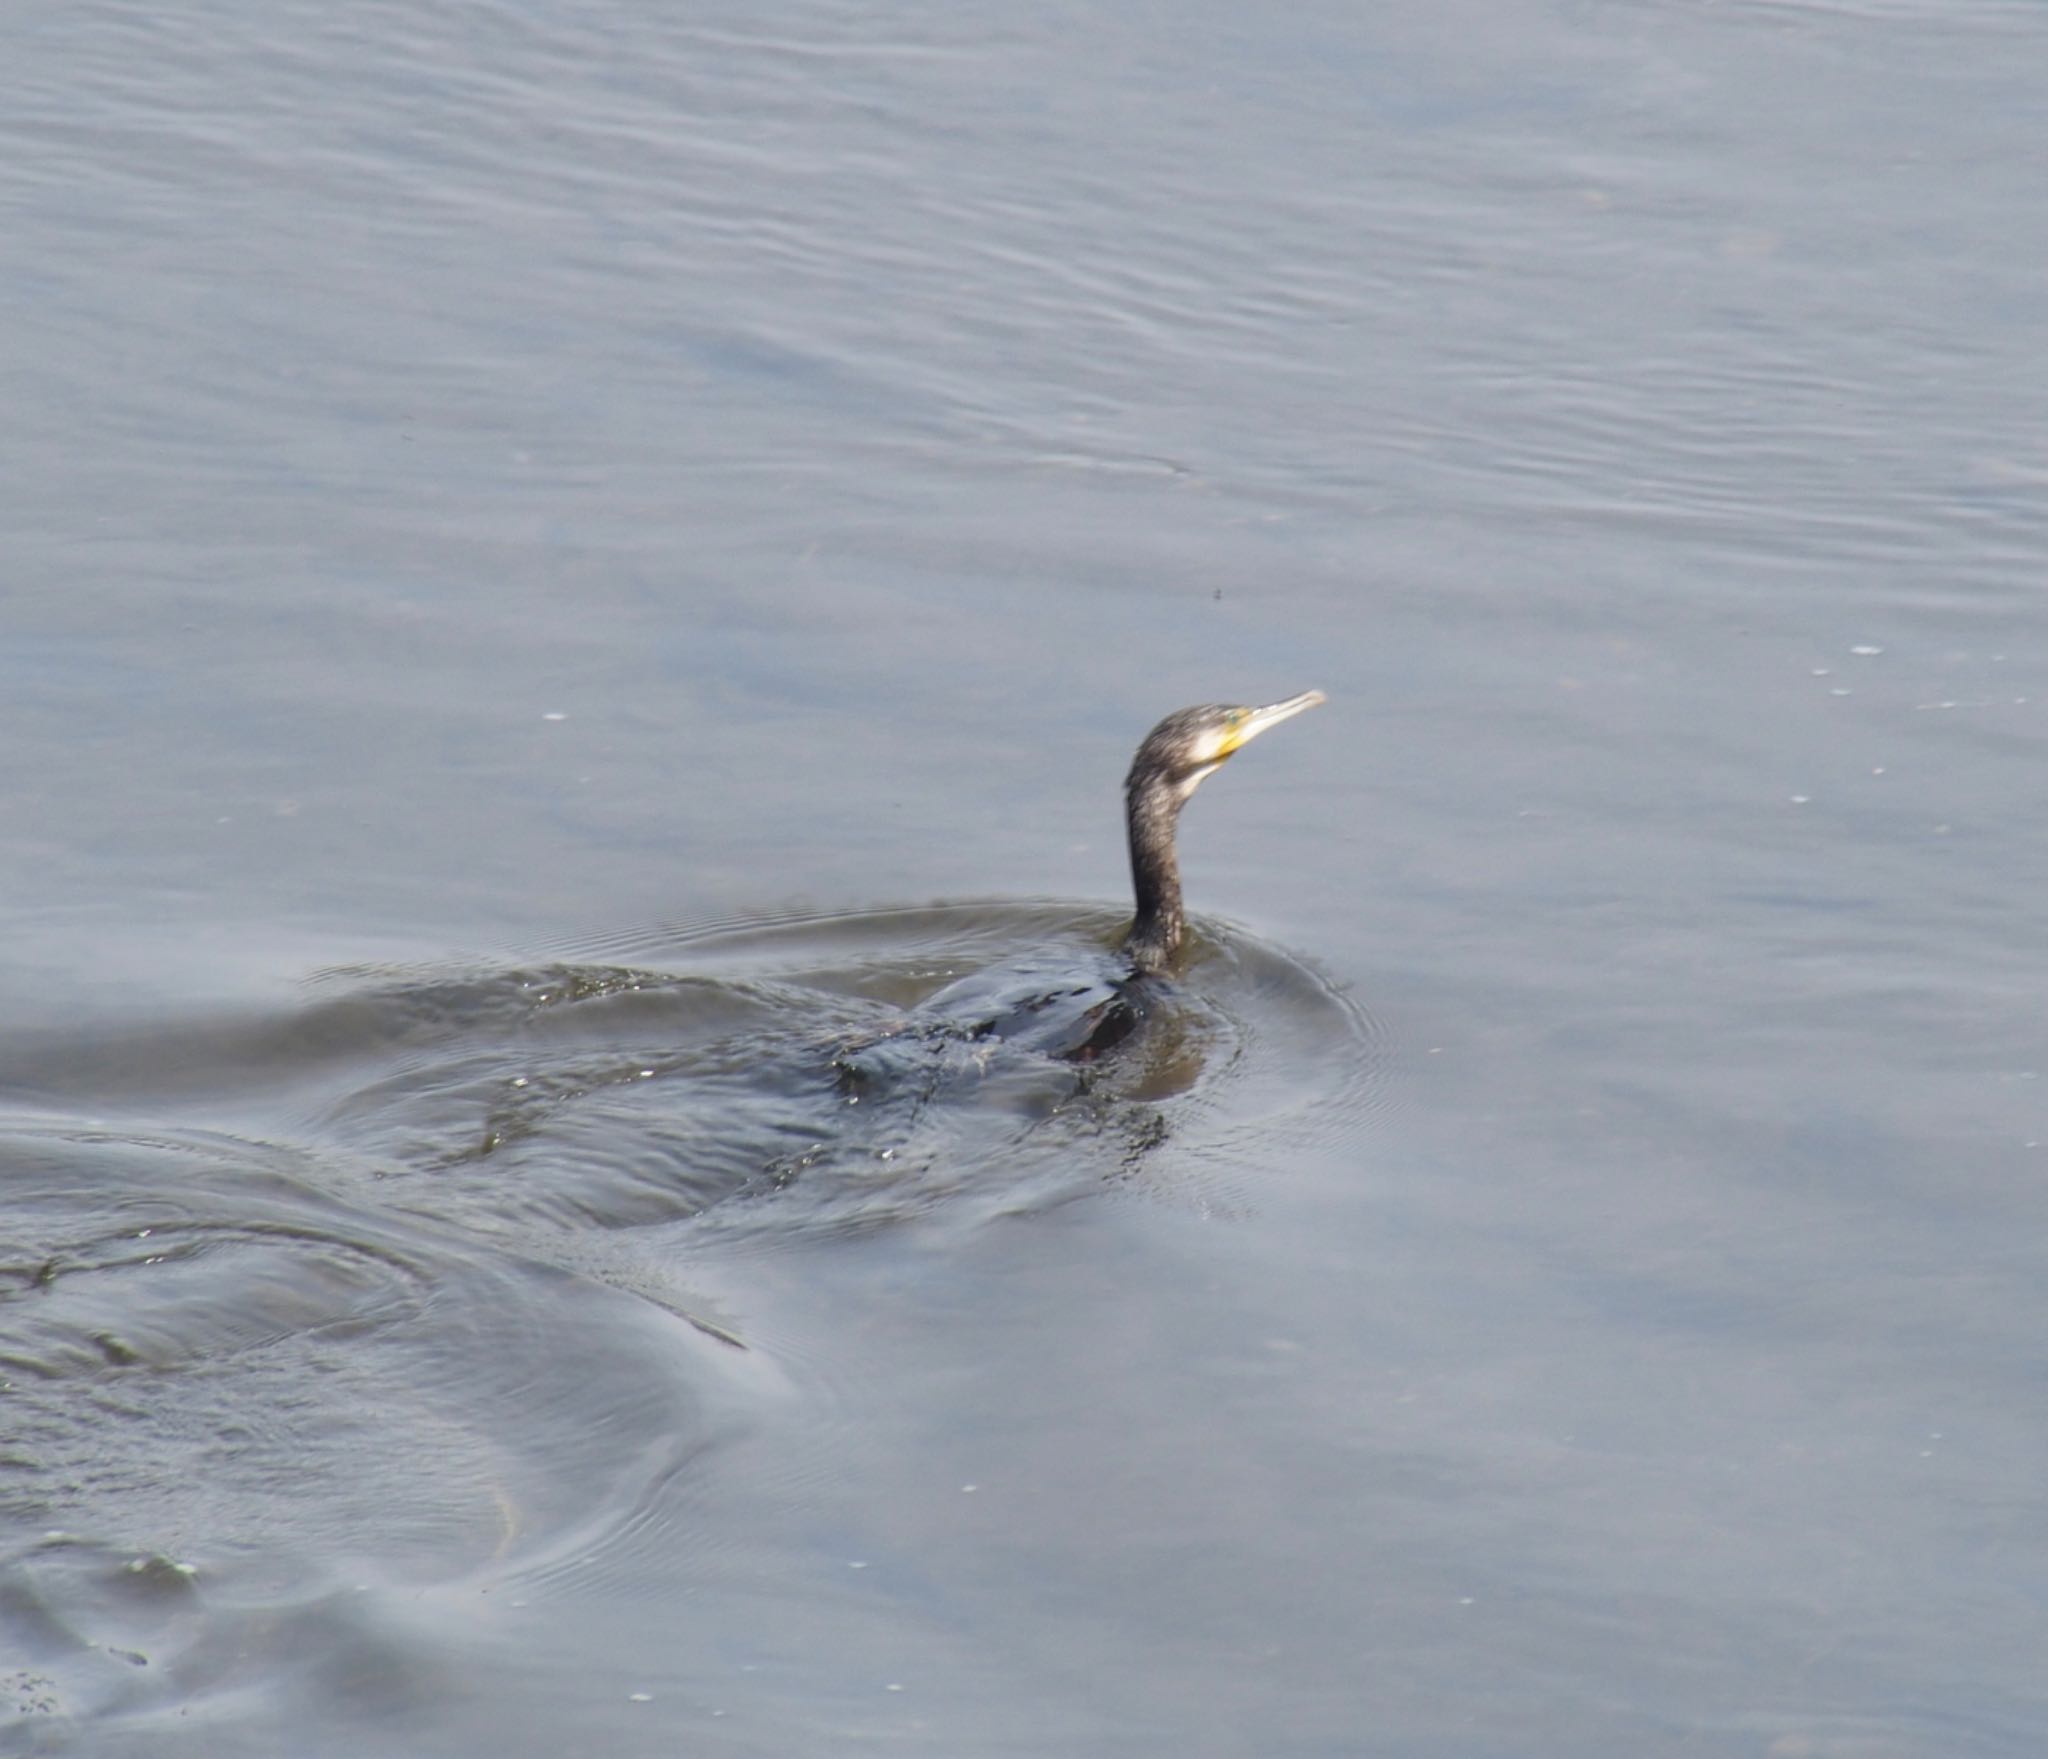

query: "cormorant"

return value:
[896, 691, 1326, 1063]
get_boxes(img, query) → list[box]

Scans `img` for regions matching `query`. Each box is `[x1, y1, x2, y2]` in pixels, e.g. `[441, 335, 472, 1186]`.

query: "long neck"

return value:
[1122, 779, 1185, 975]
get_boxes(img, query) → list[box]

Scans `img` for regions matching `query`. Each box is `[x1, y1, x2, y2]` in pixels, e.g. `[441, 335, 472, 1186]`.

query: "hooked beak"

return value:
[1220, 689, 1326, 756]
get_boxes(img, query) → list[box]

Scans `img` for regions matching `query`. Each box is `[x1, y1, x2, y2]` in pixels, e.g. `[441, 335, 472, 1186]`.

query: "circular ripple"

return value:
[296, 901, 1391, 1249]
[0, 1121, 724, 1585]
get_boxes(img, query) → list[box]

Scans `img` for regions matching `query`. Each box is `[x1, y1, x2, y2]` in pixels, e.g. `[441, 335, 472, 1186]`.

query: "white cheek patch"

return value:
[1175, 760, 1225, 801]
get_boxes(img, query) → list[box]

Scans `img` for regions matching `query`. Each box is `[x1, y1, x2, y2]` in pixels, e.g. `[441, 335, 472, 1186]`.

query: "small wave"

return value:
[296, 901, 1391, 1244]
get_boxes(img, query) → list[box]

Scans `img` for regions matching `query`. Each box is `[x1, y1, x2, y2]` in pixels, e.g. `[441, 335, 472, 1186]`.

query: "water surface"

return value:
[5, 1, 2048, 1754]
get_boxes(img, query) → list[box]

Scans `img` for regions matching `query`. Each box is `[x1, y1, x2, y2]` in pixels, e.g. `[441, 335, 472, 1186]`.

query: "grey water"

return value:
[5, 1, 2048, 1754]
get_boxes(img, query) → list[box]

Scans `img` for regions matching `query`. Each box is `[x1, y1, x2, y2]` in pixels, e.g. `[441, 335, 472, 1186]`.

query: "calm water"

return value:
[6, 2, 2048, 1753]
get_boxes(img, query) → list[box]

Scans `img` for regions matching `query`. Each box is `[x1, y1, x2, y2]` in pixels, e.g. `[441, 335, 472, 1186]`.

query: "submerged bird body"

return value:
[912, 944, 1146, 1061]
[896, 690, 1326, 1064]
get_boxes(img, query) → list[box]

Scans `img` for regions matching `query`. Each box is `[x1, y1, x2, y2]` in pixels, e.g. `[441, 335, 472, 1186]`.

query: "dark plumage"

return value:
[1121, 692, 1325, 976]
[857, 690, 1325, 1069]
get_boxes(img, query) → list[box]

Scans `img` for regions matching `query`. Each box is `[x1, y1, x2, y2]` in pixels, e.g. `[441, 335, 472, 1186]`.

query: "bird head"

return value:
[1126, 690, 1325, 805]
